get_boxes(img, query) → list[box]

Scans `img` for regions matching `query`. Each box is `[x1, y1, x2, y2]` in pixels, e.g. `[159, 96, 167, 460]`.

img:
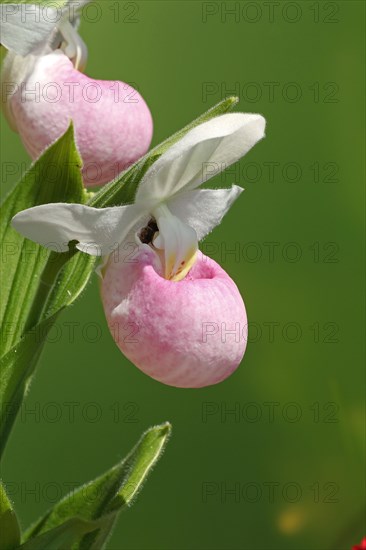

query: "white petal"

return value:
[167, 185, 244, 241]
[0, 4, 59, 56]
[11, 203, 142, 256]
[135, 113, 265, 208]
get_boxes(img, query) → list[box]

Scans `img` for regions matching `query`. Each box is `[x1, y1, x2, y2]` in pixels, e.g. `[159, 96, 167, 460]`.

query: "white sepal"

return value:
[135, 113, 265, 209]
[168, 185, 244, 241]
[0, 4, 59, 56]
[11, 203, 142, 256]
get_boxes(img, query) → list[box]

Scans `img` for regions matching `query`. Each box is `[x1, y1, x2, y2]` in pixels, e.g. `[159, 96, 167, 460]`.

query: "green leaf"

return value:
[18, 518, 106, 550]
[0, 481, 21, 550]
[89, 96, 239, 208]
[0, 312, 61, 458]
[0, 125, 95, 458]
[0, 123, 84, 352]
[23, 423, 172, 549]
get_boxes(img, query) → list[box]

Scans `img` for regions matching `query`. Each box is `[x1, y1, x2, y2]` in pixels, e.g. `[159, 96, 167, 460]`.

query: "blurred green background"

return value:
[1, 1, 365, 549]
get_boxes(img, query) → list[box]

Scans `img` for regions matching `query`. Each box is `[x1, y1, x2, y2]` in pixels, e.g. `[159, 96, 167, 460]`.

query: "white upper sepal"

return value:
[135, 113, 265, 209]
[11, 203, 142, 256]
[168, 185, 244, 241]
[0, 4, 59, 56]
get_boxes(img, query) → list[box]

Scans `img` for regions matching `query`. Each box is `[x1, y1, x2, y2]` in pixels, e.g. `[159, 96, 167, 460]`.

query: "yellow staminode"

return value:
[168, 248, 198, 282]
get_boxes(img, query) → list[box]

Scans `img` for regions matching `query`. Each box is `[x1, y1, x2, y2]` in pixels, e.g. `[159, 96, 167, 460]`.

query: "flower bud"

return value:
[101, 246, 247, 388]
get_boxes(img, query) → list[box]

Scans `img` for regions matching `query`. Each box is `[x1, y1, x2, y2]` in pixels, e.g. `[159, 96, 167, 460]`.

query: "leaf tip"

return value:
[150, 421, 172, 441]
[54, 120, 76, 147]
[226, 96, 240, 107]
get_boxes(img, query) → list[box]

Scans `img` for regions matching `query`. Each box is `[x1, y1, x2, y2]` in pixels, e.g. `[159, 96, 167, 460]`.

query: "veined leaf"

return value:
[23, 423, 172, 549]
[0, 124, 85, 352]
[0, 312, 61, 457]
[0, 125, 95, 458]
[0, 481, 20, 550]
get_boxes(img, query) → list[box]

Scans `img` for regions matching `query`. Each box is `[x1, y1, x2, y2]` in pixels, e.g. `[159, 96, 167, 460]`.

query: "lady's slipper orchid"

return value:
[12, 113, 265, 388]
[12, 113, 266, 281]
[0, 2, 153, 186]
[102, 247, 247, 388]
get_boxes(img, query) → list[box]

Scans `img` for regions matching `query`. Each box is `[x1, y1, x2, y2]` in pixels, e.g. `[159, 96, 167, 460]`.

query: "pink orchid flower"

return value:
[12, 113, 266, 387]
[0, 2, 153, 186]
